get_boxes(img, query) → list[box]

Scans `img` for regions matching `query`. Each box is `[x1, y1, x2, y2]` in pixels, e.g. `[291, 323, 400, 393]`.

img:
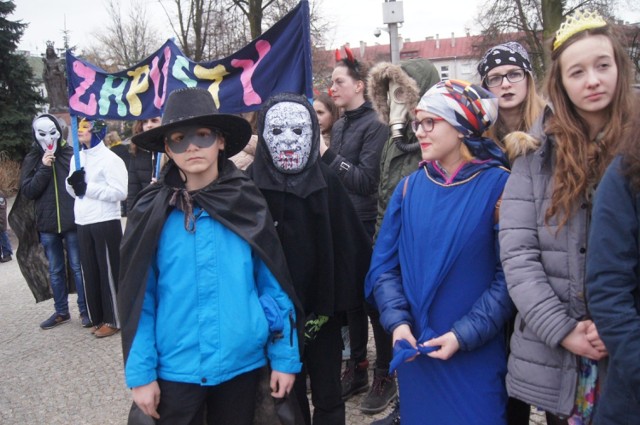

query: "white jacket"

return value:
[66, 142, 127, 226]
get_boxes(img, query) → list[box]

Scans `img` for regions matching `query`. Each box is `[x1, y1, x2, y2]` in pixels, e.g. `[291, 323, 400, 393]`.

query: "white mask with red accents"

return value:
[33, 116, 60, 153]
[263, 102, 312, 174]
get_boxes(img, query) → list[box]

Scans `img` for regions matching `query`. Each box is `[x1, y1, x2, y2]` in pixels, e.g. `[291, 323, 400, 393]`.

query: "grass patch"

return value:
[0, 151, 21, 196]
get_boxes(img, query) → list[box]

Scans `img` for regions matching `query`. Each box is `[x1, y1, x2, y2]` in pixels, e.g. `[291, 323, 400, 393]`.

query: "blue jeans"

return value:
[40, 231, 87, 315]
[0, 231, 12, 257]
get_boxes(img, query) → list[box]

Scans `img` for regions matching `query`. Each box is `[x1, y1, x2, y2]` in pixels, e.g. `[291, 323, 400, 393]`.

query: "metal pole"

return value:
[389, 22, 400, 64]
[385, 0, 401, 64]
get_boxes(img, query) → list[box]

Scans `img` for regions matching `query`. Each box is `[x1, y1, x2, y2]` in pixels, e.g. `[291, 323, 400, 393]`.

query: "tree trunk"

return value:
[541, 0, 564, 67]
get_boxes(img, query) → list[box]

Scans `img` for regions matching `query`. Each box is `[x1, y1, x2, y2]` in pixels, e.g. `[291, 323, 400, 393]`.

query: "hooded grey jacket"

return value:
[499, 115, 593, 416]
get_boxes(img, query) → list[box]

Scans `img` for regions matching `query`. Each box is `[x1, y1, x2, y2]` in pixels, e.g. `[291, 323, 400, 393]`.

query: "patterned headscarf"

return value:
[477, 41, 532, 82]
[416, 79, 507, 166]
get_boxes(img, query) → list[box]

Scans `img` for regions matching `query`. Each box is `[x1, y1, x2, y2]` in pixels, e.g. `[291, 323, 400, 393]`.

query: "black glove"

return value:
[67, 168, 87, 197]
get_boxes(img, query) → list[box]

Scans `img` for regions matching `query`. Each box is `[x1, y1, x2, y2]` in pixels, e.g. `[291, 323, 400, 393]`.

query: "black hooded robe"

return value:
[249, 92, 372, 319]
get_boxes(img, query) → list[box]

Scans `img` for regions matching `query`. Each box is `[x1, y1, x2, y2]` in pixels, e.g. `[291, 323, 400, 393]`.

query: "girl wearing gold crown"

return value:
[499, 10, 636, 425]
[500, 12, 633, 425]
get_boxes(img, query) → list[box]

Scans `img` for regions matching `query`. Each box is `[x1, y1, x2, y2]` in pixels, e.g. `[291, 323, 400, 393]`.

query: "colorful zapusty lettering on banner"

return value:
[66, 0, 312, 120]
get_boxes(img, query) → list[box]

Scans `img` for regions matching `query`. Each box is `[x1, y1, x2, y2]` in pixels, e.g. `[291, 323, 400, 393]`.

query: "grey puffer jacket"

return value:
[499, 116, 594, 417]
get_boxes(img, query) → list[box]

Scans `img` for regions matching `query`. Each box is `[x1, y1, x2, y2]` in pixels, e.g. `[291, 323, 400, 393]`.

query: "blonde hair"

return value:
[460, 143, 474, 162]
[104, 131, 122, 147]
[544, 24, 634, 229]
[487, 75, 546, 147]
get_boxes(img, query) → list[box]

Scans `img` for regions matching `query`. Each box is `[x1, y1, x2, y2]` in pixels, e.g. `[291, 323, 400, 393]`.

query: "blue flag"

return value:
[65, 1, 312, 120]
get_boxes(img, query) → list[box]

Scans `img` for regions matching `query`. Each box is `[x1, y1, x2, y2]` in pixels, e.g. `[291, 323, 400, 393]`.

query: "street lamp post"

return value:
[382, 0, 404, 64]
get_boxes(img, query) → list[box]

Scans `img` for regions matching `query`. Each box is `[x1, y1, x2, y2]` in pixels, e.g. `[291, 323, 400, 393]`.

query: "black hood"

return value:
[251, 92, 326, 199]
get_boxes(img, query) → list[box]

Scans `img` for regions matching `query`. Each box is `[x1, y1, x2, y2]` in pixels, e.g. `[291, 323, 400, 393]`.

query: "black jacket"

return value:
[322, 101, 388, 222]
[127, 148, 156, 211]
[256, 164, 372, 316]
[20, 141, 76, 233]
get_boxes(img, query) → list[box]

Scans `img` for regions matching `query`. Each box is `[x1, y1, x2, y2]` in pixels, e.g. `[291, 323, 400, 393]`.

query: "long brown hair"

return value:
[488, 74, 546, 146]
[544, 24, 634, 229]
[313, 92, 340, 133]
[129, 120, 145, 155]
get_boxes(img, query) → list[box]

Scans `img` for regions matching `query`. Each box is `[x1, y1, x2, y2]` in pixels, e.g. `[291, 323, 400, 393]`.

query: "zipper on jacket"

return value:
[52, 163, 62, 233]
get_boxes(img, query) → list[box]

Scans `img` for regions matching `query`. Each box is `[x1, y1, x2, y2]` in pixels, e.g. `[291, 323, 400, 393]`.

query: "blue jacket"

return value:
[369, 165, 513, 352]
[586, 156, 640, 424]
[125, 208, 301, 388]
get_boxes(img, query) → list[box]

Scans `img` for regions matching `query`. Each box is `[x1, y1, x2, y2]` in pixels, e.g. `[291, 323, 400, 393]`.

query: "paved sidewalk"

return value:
[0, 198, 391, 424]
[0, 197, 544, 424]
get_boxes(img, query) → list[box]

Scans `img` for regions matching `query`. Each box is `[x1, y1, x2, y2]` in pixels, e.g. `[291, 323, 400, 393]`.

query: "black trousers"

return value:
[507, 397, 531, 425]
[77, 220, 121, 327]
[156, 370, 260, 425]
[348, 218, 393, 369]
[546, 412, 569, 425]
[347, 303, 393, 369]
[293, 315, 345, 425]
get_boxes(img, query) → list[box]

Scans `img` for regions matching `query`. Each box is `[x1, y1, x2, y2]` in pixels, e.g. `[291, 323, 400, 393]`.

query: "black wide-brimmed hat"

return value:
[131, 87, 252, 157]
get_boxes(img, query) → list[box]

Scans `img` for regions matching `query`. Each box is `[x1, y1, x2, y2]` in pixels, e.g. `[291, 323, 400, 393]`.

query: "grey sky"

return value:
[12, 0, 482, 55]
[11, 0, 640, 56]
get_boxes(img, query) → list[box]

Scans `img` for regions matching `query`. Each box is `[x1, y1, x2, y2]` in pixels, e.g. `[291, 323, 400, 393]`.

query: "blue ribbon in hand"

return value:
[389, 339, 439, 374]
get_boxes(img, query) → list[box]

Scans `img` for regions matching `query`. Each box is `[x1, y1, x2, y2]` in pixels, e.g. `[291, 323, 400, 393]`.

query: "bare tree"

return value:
[159, 0, 216, 61]
[203, 1, 252, 60]
[229, 0, 277, 39]
[159, 0, 331, 63]
[86, 0, 162, 70]
[476, 0, 616, 78]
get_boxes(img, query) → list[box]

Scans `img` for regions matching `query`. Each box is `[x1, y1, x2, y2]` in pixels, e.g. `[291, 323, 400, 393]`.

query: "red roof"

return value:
[326, 34, 484, 66]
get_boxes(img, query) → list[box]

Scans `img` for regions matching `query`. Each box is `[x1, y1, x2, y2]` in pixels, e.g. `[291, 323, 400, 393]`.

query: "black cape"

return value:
[118, 160, 304, 364]
[249, 93, 372, 316]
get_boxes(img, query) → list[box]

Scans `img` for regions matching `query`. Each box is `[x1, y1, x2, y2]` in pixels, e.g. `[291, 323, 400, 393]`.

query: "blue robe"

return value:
[367, 162, 511, 425]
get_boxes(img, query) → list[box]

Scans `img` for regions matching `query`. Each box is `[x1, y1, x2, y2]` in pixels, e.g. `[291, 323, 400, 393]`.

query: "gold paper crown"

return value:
[553, 10, 608, 51]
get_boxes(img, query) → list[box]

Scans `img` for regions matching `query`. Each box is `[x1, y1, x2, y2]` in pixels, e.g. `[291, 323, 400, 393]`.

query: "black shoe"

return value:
[370, 400, 400, 425]
[80, 313, 93, 328]
[0, 254, 12, 263]
[40, 312, 71, 330]
[359, 368, 397, 414]
[341, 359, 369, 400]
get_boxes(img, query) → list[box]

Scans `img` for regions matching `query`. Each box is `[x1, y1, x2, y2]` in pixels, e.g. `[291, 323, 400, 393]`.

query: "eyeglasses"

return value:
[411, 116, 445, 133]
[484, 69, 526, 87]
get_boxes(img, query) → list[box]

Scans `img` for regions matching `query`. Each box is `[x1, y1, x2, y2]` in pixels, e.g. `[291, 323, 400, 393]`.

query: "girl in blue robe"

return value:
[366, 79, 514, 425]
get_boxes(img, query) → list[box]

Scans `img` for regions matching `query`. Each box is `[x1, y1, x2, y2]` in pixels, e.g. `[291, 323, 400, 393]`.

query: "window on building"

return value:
[440, 65, 449, 81]
[400, 51, 419, 59]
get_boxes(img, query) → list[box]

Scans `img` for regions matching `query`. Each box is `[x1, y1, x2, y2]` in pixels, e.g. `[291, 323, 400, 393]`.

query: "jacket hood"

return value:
[367, 58, 440, 125]
[503, 105, 553, 163]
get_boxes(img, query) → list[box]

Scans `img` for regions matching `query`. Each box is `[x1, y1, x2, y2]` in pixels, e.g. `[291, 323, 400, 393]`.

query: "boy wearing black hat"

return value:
[118, 87, 302, 424]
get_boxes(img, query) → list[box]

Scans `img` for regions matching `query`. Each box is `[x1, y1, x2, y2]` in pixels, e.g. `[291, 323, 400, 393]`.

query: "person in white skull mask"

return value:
[249, 93, 373, 425]
[13, 114, 90, 329]
[33, 115, 61, 154]
[263, 102, 313, 173]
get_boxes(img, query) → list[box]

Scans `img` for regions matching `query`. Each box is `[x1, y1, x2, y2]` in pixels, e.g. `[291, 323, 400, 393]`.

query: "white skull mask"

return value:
[33, 117, 60, 153]
[263, 102, 312, 173]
